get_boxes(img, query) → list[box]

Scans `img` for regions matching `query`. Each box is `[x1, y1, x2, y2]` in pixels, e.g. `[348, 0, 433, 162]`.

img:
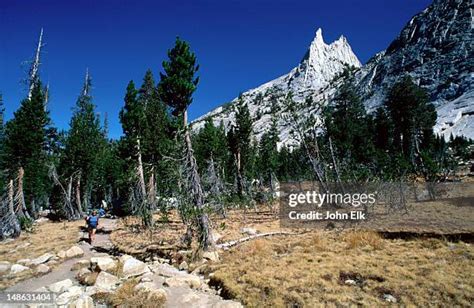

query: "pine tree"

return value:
[258, 117, 279, 185]
[194, 118, 227, 172]
[324, 82, 372, 165]
[119, 80, 143, 168]
[158, 37, 213, 250]
[4, 82, 52, 214]
[60, 72, 106, 214]
[385, 76, 436, 168]
[228, 97, 253, 197]
[141, 71, 175, 194]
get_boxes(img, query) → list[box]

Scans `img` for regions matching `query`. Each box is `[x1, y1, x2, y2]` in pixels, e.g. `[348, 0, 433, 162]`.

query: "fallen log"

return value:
[217, 231, 297, 250]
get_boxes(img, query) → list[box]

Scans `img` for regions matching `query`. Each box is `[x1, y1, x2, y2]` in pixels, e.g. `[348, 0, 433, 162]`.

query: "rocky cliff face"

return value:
[193, 0, 474, 143]
[356, 0, 474, 139]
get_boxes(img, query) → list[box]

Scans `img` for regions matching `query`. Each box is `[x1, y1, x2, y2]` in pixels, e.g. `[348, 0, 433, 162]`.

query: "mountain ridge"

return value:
[192, 0, 474, 144]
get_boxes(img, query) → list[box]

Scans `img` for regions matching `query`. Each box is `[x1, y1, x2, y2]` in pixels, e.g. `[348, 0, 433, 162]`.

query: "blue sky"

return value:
[0, 0, 432, 139]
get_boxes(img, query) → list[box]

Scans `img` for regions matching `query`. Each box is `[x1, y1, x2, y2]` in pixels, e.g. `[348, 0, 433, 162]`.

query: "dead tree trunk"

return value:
[0, 180, 21, 239]
[16, 167, 31, 220]
[328, 136, 344, 193]
[28, 28, 43, 100]
[137, 138, 147, 200]
[235, 151, 244, 198]
[147, 167, 157, 210]
[75, 175, 83, 216]
[183, 110, 213, 250]
[206, 156, 226, 218]
[136, 138, 153, 227]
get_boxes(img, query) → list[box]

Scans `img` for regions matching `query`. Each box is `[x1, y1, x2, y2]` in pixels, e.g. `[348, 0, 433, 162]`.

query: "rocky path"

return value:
[6, 219, 116, 293]
[4, 219, 242, 308]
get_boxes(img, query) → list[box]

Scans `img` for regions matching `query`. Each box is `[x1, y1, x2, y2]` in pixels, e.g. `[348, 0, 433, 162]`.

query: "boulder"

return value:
[55, 285, 83, 305]
[0, 261, 12, 274]
[164, 274, 201, 289]
[71, 260, 91, 271]
[46, 260, 59, 267]
[17, 259, 32, 266]
[10, 264, 29, 274]
[151, 263, 183, 277]
[90, 256, 116, 272]
[119, 254, 133, 264]
[48, 279, 74, 293]
[383, 294, 397, 303]
[35, 264, 51, 274]
[73, 295, 94, 308]
[122, 257, 150, 278]
[57, 250, 66, 259]
[31, 253, 55, 265]
[76, 268, 97, 286]
[94, 271, 119, 291]
[179, 261, 189, 271]
[202, 251, 220, 262]
[241, 227, 257, 236]
[211, 232, 223, 243]
[66, 246, 84, 259]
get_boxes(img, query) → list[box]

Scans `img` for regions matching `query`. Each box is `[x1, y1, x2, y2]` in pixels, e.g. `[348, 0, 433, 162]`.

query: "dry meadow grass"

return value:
[0, 219, 83, 289]
[110, 202, 474, 307]
[104, 279, 166, 308]
[209, 230, 474, 307]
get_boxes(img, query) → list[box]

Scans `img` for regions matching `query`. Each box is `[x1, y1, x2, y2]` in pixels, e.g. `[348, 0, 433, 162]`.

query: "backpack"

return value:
[88, 216, 98, 228]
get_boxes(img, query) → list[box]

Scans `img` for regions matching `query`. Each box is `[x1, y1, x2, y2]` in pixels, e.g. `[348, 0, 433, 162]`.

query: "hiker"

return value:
[98, 207, 106, 217]
[85, 210, 99, 244]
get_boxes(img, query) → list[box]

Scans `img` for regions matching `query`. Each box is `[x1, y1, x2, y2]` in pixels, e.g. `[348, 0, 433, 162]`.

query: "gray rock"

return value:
[241, 227, 257, 236]
[0, 261, 12, 274]
[211, 232, 223, 243]
[122, 257, 150, 278]
[151, 263, 184, 277]
[73, 295, 94, 308]
[10, 264, 29, 274]
[383, 294, 397, 303]
[57, 250, 66, 259]
[344, 279, 356, 286]
[90, 256, 116, 272]
[94, 271, 119, 291]
[48, 279, 74, 293]
[164, 274, 201, 289]
[17, 259, 32, 266]
[55, 285, 83, 305]
[35, 264, 51, 274]
[202, 251, 219, 262]
[179, 261, 189, 271]
[31, 253, 55, 265]
[65, 246, 84, 258]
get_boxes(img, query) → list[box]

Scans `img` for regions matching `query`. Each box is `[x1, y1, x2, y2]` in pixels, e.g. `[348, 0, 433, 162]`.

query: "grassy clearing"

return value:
[0, 220, 83, 263]
[0, 219, 83, 289]
[209, 230, 474, 307]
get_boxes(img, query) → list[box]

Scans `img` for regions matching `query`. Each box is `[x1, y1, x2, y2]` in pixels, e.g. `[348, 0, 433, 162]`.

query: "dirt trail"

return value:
[6, 218, 116, 292]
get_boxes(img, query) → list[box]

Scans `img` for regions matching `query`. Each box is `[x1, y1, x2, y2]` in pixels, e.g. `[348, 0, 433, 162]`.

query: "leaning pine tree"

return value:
[158, 38, 213, 250]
